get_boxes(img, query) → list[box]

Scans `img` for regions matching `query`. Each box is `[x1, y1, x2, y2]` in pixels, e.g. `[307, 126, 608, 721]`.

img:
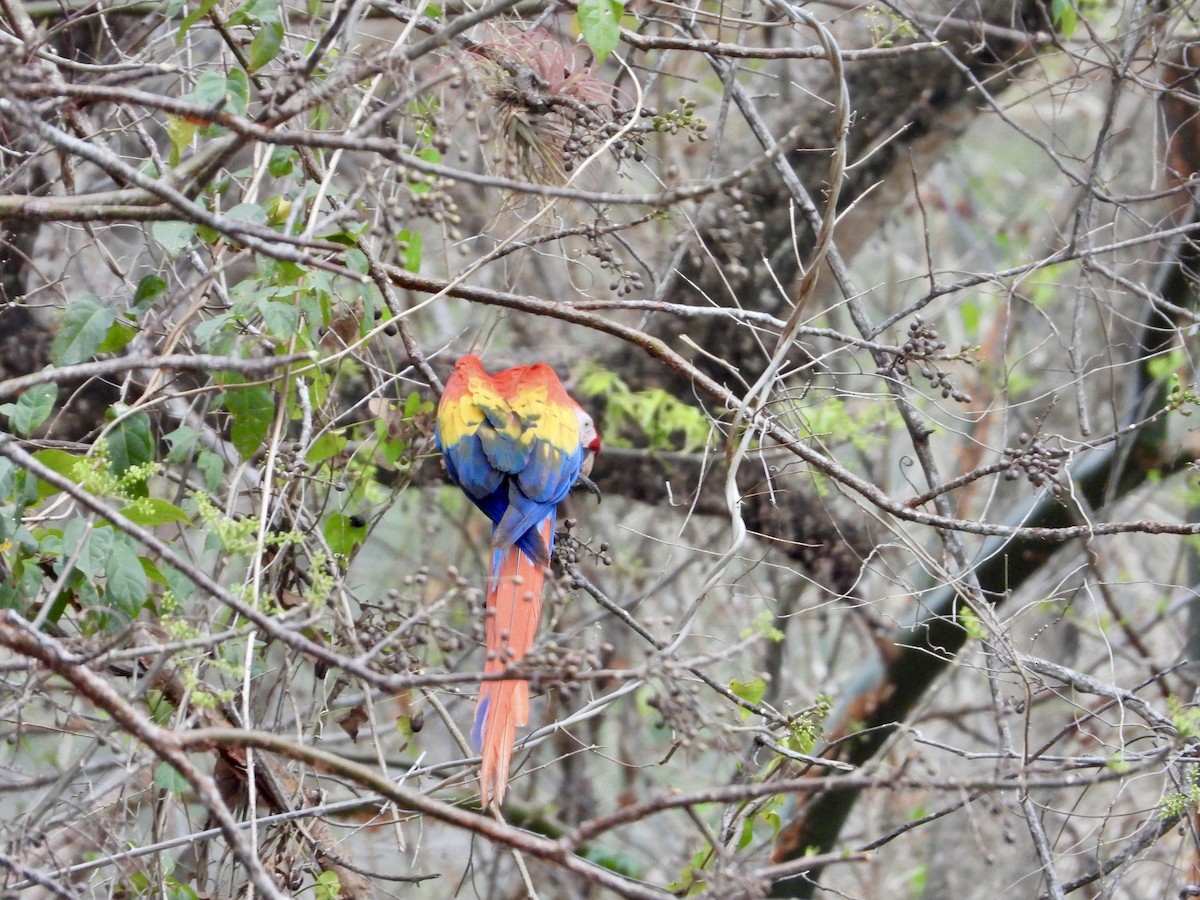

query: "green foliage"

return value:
[581, 846, 642, 878]
[324, 513, 367, 558]
[396, 229, 423, 272]
[154, 761, 190, 795]
[52, 295, 116, 366]
[786, 698, 831, 756]
[729, 677, 766, 718]
[907, 862, 928, 897]
[797, 395, 898, 454]
[0, 381, 57, 436]
[865, 5, 917, 47]
[577, 0, 624, 63]
[314, 870, 342, 900]
[741, 608, 784, 643]
[219, 379, 275, 459]
[152, 220, 197, 256]
[1160, 767, 1200, 819]
[667, 848, 711, 896]
[578, 363, 710, 451]
[958, 604, 987, 641]
[1168, 696, 1200, 739]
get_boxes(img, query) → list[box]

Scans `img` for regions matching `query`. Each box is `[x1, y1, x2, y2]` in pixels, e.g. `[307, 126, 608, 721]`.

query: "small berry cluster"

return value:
[585, 236, 645, 295]
[888, 317, 972, 403]
[1003, 433, 1066, 487]
[646, 674, 705, 742]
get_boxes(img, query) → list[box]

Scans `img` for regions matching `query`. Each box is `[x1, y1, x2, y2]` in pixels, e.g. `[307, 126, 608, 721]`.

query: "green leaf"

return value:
[151, 220, 197, 257]
[396, 229, 423, 273]
[124, 498, 191, 527]
[256, 298, 299, 337]
[248, 21, 283, 71]
[62, 518, 115, 578]
[1051, 0, 1077, 37]
[32, 449, 81, 482]
[166, 116, 196, 166]
[577, 0, 623, 63]
[164, 426, 199, 463]
[192, 71, 227, 107]
[313, 871, 341, 900]
[959, 299, 979, 339]
[225, 202, 268, 226]
[729, 677, 765, 718]
[52, 295, 116, 366]
[154, 761, 190, 794]
[197, 447, 224, 491]
[176, 0, 219, 43]
[268, 146, 295, 177]
[225, 68, 250, 114]
[323, 513, 366, 557]
[0, 381, 57, 437]
[223, 383, 275, 459]
[738, 817, 755, 850]
[306, 432, 347, 465]
[98, 320, 137, 355]
[106, 535, 148, 617]
[108, 412, 154, 476]
[133, 275, 168, 312]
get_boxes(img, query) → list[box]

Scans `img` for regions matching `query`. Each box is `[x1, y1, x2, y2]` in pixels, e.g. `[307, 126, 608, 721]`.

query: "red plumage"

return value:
[435, 355, 600, 808]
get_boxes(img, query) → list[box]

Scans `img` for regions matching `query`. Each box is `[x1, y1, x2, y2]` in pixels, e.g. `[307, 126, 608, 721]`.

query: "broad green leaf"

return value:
[738, 817, 755, 850]
[98, 320, 136, 355]
[577, 0, 623, 63]
[124, 498, 190, 527]
[397, 229, 422, 273]
[225, 68, 250, 114]
[134, 276, 168, 312]
[194, 311, 234, 347]
[108, 411, 154, 475]
[313, 871, 341, 900]
[197, 447, 224, 491]
[225, 202, 268, 225]
[141, 556, 168, 586]
[151, 221, 197, 257]
[0, 382, 57, 437]
[729, 677, 765, 719]
[176, 0, 219, 43]
[32, 449, 82, 497]
[248, 22, 283, 71]
[164, 426, 199, 463]
[265, 195, 292, 226]
[1051, 0, 1077, 37]
[105, 535, 148, 616]
[154, 761, 189, 794]
[305, 432, 347, 465]
[323, 513, 366, 557]
[62, 518, 115, 578]
[52, 296, 115, 366]
[166, 116, 196, 166]
[223, 383, 274, 458]
[0, 560, 42, 611]
[191, 71, 227, 107]
[268, 146, 294, 177]
[256, 298, 299, 337]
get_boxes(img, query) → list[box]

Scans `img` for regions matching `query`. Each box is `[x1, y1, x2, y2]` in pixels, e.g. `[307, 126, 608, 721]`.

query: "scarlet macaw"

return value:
[435, 354, 600, 808]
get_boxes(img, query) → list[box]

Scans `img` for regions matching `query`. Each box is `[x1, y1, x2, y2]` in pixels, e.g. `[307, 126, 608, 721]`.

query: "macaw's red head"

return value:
[575, 405, 601, 476]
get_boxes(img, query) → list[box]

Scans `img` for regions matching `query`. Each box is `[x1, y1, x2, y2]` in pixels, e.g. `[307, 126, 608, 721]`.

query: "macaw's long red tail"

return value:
[473, 519, 553, 809]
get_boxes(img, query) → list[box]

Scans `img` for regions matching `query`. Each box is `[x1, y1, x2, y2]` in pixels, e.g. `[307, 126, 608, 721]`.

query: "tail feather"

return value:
[475, 518, 553, 808]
